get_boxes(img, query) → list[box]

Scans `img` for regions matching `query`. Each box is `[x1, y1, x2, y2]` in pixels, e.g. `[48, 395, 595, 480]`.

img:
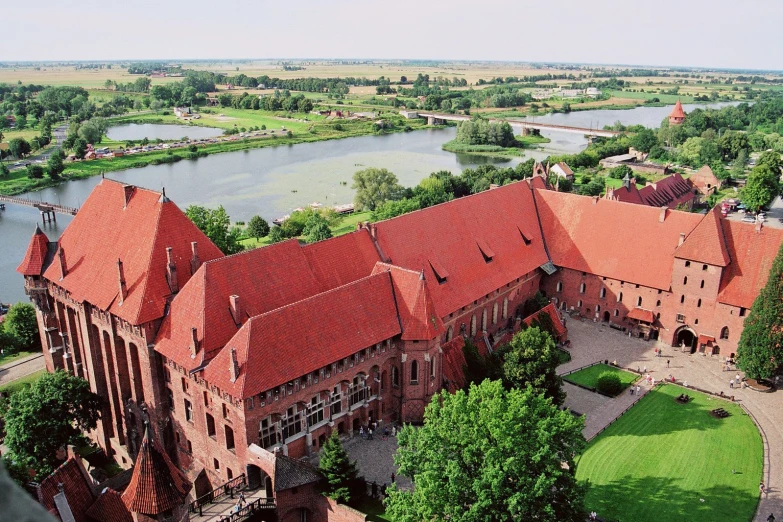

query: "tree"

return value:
[595, 372, 623, 396]
[4, 370, 102, 477]
[318, 432, 362, 503]
[73, 138, 87, 159]
[8, 138, 31, 159]
[3, 303, 39, 351]
[758, 150, 783, 173]
[385, 380, 586, 522]
[741, 164, 780, 212]
[302, 213, 333, 243]
[0, 163, 9, 178]
[247, 215, 270, 239]
[732, 149, 748, 178]
[26, 165, 44, 179]
[77, 118, 107, 145]
[268, 226, 286, 244]
[185, 205, 243, 255]
[371, 198, 421, 221]
[629, 128, 658, 153]
[352, 168, 404, 211]
[502, 326, 565, 406]
[737, 241, 783, 379]
[47, 149, 65, 179]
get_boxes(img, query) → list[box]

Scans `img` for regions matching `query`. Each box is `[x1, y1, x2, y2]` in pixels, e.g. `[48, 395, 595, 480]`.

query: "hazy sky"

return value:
[2, 0, 781, 70]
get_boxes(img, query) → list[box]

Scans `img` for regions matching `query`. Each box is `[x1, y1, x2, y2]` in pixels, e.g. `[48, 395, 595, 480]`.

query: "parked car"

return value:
[742, 215, 756, 223]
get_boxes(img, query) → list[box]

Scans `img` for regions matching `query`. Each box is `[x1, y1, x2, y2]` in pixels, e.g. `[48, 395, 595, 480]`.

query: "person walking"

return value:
[736, 373, 741, 384]
[391, 472, 396, 483]
[760, 482, 766, 496]
[636, 385, 640, 395]
[767, 513, 775, 522]
[730, 379, 734, 389]
[667, 359, 670, 368]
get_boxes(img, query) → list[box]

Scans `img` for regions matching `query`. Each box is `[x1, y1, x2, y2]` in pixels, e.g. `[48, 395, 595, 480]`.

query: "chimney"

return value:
[659, 206, 667, 223]
[678, 233, 686, 246]
[592, 196, 599, 205]
[190, 327, 198, 358]
[489, 183, 500, 190]
[190, 241, 201, 274]
[367, 222, 377, 240]
[166, 247, 178, 293]
[356, 222, 364, 231]
[756, 220, 763, 233]
[230, 295, 242, 324]
[123, 185, 134, 208]
[230, 348, 240, 382]
[58, 246, 67, 279]
[117, 259, 127, 304]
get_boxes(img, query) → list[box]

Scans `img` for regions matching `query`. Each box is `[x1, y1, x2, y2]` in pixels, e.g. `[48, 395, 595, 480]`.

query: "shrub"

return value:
[596, 372, 623, 396]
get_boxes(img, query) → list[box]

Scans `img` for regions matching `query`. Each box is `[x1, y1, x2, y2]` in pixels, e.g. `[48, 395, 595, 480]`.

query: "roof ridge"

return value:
[131, 196, 166, 324]
[101, 177, 166, 197]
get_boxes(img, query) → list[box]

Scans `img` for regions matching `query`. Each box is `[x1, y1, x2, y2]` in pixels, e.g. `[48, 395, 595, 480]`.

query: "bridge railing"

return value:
[189, 474, 247, 516]
[217, 497, 276, 522]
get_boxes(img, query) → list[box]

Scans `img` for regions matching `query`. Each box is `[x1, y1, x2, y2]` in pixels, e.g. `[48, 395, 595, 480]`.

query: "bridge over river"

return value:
[413, 112, 621, 138]
[0, 195, 78, 223]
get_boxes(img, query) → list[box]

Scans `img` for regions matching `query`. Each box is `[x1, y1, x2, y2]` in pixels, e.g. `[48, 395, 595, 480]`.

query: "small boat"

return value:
[332, 203, 355, 215]
[309, 201, 323, 209]
[272, 214, 290, 226]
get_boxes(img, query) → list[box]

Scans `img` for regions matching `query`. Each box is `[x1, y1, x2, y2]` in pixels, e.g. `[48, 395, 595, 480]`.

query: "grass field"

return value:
[0, 350, 37, 368]
[576, 385, 763, 522]
[563, 363, 638, 391]
[0, 369, 46, 395]
[240, 211, 371, 249]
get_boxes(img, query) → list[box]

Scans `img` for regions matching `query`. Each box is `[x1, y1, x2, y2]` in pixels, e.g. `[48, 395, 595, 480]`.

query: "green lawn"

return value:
[350, 496, 394, 522]
[240, 211, 372, 249]
[0, 350, 37, 368]
[576, 385, 763, 522]
[563, 363, 638, 391]
[0, 369, 46, 395]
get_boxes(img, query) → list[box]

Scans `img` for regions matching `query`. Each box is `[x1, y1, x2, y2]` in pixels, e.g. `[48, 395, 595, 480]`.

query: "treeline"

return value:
[215, 91, 313, 113]
[455, 119, 516, 147]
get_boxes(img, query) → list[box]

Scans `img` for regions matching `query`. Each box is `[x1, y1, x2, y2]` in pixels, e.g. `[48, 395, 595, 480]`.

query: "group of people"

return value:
[231, 492, 247, 515]
[729, 373, 746, 389]
[359, 421, 396, 441]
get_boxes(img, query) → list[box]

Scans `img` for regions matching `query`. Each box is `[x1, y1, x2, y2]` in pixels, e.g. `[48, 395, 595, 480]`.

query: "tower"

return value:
[669, 100, 686, 125]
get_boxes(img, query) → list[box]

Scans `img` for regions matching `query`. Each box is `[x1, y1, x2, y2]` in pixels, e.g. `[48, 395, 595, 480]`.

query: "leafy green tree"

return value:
[47, 149, 65, 179]
[26, 165, 44, 179]
[77, 118, 107, 145]
[629, 128, 658, 153]
[318, 432, 362, 503]
[414, 177, 452, 208]
[385, 380, 586, 522]
[732, 149, 748, 178]
[595, 372, 623, 396]
[247, 215, 270, 239]
[3, 303, 39, 351]
[737, 241, 783, 379]
[185, 205, 243, 255]
[371, 198, 421, 221]
[352, 168, 404, 211]
[502, 326, 565, 405]
[8, 138, 31, 159]
[608, 165, 633, 179]
[0, 163, 9, 178]
[73, 138, 88, 159]
[757, 150, 782, 173]
[741, 164, 780, 212]
[4, 370, 102, 478]
[268, 226, 286, 244]
[302, 213, 333, 243]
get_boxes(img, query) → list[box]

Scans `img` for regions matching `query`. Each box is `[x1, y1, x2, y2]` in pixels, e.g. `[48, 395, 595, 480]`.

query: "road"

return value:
[0, 352, 45, 386]
[6, 124, 68, 171]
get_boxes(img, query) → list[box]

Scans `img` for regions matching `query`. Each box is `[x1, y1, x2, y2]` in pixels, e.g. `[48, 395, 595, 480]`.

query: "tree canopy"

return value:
[502, 326, 566, 406]
[247, 215, 270, 240]
[385, 380, 586, 522]
[3, 303, 39, 352]
[737, 241, 783, 379]
[318, 432, 362, 503]
[184, 205, 243, 255]
[352, 168, 404, 211]
[4, 370, 102, 478]
[740, 164, 780, 212]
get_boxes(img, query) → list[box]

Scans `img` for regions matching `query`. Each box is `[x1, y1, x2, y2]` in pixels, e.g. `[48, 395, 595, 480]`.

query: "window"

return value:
[680, 295, 685, 304]
[222, 403, 228, 419]
[181, 377, 188, 393]
[637, 297, 642, 307]
[307, 395, 325, 427]
[683, 276, 688, 285]
[656, 300, 661, 307]
[481, 309, 488, 331]
[700, 280, 705, 289]
[579, 283, 586, 294]
[600, 288, 606, 299]
[206, 413, 216, 438]
[225, 425, 235, 451]
[676, 314, 685, 323]
[281, 406, 303, 440]
[470, 315, 477, 336]
[556, 281, 563, 292]
[300, 509, 309, 522]
[184, 399, 193, 423]
[330, 386, 342, 416]
[164, 367, 171, 382]
[595, 305, 601, 313]
[246, 397, 254, 411]
[430, 355, 436, 379]
[695, 318, 699, 325]
[697, 299, 702, 308]
[349, 376, 367, 406]
[720, 327, 729, 340]
[446, 326, 453, 342]
[186, 440, 192, 454]
[702, 264, 708, 271]
[492, 303, 499, 325]
[618, 292, 623, 303]
[410, 361, 419, 385]
[203, 391, 209, 407]
[577, 300, 582, 308]
[502, 298, 509, 319]
[260, 417, 278, 449]
[740, 307, 747, 317]
[391, 366, 399, 388]
[167, 388, 174, 410]
[685, 261, 691, 267]
[614, 309, 619, 317]
[213, 458, 220, 471]
[227, 468, 233, 480]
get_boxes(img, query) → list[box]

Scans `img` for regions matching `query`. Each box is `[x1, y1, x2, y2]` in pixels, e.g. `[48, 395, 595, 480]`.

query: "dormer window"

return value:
[477, 239, 495, 264]
[518, 226, 532, 246]
[429, 258, 449, 285]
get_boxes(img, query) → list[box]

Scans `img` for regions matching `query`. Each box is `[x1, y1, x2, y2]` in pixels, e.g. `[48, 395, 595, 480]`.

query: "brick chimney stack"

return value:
[117, 259, 128, 304]
[123, 185, 134, 208]
[58, 246, 67, 279]
[230, 348, 240, 382]
[190, 327, 198, 358]
[230, 295, 242, 325]
[659, 206, 667, 223]
[190, 241, 201, 274]
[165, 247, 179, 294]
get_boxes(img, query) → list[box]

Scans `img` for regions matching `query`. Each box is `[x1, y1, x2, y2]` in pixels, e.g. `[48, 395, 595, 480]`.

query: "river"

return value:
[0, 102, 739, 305]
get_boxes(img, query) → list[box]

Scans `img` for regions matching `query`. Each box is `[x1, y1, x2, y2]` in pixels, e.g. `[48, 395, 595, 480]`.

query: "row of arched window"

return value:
[445, 297, 510, 341]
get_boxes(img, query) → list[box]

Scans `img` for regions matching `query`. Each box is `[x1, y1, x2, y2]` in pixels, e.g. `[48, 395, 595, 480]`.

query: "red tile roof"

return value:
[16, 224, 50, 276]
[536, 190, 702, 290]
[85, 488, 132, 522]
[555, 162, 574, 176]
[302, 229, 381, 289]
[203, 272, 402, 399]
[690, 165, 721, 193]
[121, 428, 192, 515]
[372, 263, 445, 340]
[373, 180, 549, 317]
[718, 220, 783, 308]
[38, 459, 96, 522]
[42, 179, 223, 325]
[627, 307, 655, 323]
[522, 303, 567, 339]
[610, 173, 696, 209]
[670, 100, 686, 119]
[675, 207, 731, 266]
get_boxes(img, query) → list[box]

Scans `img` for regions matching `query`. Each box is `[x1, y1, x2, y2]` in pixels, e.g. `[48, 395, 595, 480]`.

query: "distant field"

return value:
[606, 90, 694, 103]
[110, 107, 324, 133]
[0, 66, 178, 88]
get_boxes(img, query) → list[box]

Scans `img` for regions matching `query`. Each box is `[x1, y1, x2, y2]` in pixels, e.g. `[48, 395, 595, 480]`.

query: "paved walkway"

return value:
[0, 352, 45, 386]
[190, 486, 271, 521]
[561, 318, 783, 522]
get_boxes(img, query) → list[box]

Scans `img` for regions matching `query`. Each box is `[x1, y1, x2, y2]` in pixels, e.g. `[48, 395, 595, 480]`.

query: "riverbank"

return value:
[441, 134, 550, 157]
[0, 116, 429, 196]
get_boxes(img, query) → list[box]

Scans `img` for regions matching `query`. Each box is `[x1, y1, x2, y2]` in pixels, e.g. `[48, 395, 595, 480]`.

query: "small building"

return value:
[399, 110, 419, 119]
[586, 87, 602, 97]
[550, 162, 575, 181]
[606, 172, 699, 210]
[174, 107, 192, 118]
[669, 100, 686, 125]
[690, 165, 722, 196]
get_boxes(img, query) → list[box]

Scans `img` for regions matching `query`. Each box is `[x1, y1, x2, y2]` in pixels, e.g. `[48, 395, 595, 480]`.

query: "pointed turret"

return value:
[16, 225, 50, 276]
[669, 100, 686, 125]
[121, 424, 192, 521]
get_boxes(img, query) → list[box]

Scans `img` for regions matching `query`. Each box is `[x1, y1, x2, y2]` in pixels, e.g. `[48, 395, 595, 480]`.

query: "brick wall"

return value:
[276, 485, 367, 522]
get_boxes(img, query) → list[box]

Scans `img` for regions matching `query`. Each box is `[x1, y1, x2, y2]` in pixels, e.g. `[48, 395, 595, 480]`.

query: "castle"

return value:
[18, 175, 782, 505]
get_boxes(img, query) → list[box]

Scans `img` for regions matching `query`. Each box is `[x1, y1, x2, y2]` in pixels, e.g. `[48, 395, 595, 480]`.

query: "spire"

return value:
[121, 422, 192, 516]
[622, 172, 631, 189]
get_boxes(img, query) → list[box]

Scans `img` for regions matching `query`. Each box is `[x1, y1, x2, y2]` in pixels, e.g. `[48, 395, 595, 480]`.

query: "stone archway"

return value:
[674, 326, 697, 353]
[603, 311, 610, 322]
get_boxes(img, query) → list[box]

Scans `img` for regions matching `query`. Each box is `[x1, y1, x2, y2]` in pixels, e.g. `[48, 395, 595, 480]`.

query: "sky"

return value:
[2, 0, 781, 70]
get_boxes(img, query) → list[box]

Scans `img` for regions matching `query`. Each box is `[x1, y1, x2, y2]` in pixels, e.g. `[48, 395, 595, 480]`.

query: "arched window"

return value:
[561, 301, 567, 310]
[637, 296, 643, 307]
[656, 300, 661, 307]
[430, 355, 436, 379]
[600, 288, 606, 298]
[595, 305, 600, 312]
[577, 300, 582, 308]
[502, 298, 509, 319]
[618, 292, 623, 303]
[720, 326, 729, 340]
[410, 361, 419, 385]
[446, 326, 453, 342]
[470, 315, 477, 336]
[556, 281, 563, 292]
[492, 303, 499, 324]
[614, 309, 619, 317]
[481, 309, 488, 331]
[683, 276, 688, 285]
[579, 283, 586, 294]
[391, 366, 399, 387]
